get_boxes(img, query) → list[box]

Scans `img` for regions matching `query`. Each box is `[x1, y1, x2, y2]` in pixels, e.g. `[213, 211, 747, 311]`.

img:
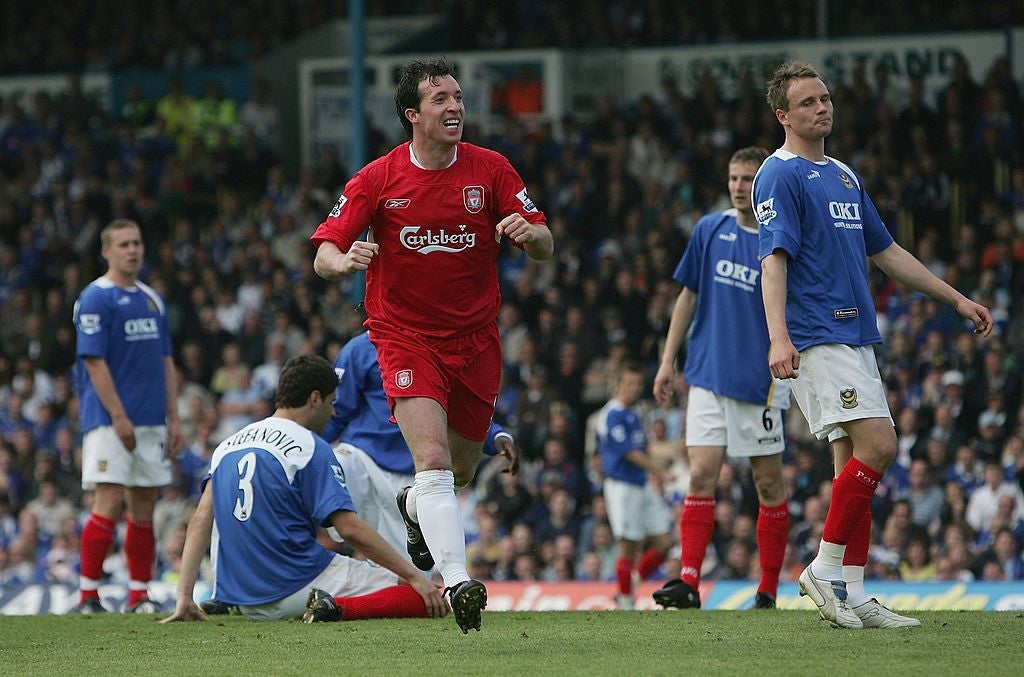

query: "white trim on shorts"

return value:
[81, 425, 171, 489]
[790, 343, 893, 441]
[238, 554, 400, 621]
[685, 386, 785, 456]
[603, 477, 671, 541]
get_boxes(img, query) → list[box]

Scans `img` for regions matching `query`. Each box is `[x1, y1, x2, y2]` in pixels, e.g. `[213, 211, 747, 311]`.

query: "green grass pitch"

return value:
[1, 609, 1021, 676]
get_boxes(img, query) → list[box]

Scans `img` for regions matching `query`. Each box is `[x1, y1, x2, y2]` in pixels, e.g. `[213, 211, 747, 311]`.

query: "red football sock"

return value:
[756, 501, 790, 597]
[125, 518, 155, 605]
[335, 585, 428, 620]
[79, 513, 115, 604]
[679, 496, 716, 589]
[636, 547, 665, 580]
[615, 557, 634, 596]
[822, 458, 881, 546]
[843, 509, 872, 567]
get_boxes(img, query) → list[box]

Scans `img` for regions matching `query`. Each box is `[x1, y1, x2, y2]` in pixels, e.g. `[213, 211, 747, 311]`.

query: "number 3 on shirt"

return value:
[234, 452, 256, 522]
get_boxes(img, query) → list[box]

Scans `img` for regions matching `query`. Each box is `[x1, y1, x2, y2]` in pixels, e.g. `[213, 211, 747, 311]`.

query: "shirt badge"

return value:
[463, 186, 484, 214]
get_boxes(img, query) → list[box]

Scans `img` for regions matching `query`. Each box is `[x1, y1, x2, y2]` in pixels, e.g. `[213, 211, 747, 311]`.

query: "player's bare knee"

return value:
[857, 443, 897, 473]
[688, 470, 717, 497]
[874, 444, 897, 469]
[411, 442, 452, 472]
[754, 474, 785, 506]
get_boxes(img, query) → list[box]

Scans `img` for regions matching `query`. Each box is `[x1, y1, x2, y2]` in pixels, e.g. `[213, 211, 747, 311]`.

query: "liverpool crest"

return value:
[463, 186, 484, 214]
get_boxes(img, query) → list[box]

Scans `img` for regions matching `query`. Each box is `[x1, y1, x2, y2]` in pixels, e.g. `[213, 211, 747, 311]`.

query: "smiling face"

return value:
[776, 76, 833, 143]
[407, 74, 464, 147]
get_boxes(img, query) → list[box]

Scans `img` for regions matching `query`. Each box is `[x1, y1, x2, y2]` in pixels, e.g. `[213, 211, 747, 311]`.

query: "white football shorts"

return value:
[238, 554, 399, 621]
[331, 443, 413, 559]
[685, 386, 785, 456]
[603, 477, 671, 542]
[81, 425, 171, 489]
[790, 343, 893, 441]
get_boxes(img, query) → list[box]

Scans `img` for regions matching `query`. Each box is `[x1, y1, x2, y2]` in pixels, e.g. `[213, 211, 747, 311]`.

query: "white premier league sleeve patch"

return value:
[329, 194, 348, 218]
[78, 313, 102, 335]
[516, 187, 537, 213]
[755, 197, 777, 226]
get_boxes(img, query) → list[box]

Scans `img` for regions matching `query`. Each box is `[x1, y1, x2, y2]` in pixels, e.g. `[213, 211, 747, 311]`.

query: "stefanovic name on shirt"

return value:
[221, 424, 305, 457]
[399, 225, 478, 254]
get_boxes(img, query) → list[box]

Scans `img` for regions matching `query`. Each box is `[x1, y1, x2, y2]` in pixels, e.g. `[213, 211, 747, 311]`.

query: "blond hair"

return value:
[100, 219, 141, 247]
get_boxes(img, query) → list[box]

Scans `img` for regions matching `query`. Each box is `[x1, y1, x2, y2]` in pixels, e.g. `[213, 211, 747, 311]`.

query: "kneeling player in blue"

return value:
[162, 355, 448, 623]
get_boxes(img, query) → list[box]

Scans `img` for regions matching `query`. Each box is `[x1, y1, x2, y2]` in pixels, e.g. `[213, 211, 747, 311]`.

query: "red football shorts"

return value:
[368, 321, 501, 442]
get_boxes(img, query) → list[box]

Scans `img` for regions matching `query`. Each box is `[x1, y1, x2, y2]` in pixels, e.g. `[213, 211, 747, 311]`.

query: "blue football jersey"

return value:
[73, 278, 172, 432]
[208, 417, 355, 606]
[754, 150, 894, 351]
[595, 400, 647, 486]
[674, 209, 789, 408]
[323, 331, 508, 474]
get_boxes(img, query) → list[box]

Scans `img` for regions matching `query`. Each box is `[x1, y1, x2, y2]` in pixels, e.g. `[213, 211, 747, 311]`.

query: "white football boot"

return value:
[852, 598, 922, 628]
[798, 565, 863, 629]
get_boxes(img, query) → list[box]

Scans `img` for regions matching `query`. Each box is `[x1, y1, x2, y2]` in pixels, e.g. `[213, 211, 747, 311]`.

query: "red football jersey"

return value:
[311, 142, 547, 338]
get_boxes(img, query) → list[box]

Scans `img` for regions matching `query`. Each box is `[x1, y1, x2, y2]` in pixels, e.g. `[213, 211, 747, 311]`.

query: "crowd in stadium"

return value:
[2, 1, 1024, 74]
[2, 19, 1024, 595]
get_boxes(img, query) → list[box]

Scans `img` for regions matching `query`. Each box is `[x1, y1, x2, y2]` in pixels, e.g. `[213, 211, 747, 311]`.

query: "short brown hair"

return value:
[395, 58, 457, 140]
[100, 219, 141, 247]
[274, 355, 338, 408]
[729, 146, 770, 166]
[765, 60, 822, 112]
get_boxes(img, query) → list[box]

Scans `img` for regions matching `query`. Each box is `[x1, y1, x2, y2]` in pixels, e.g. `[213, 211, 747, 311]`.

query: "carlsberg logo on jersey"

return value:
[400, 225, 477, 254]
[124, 317, 160, 341]
[713, 259, 759, 292]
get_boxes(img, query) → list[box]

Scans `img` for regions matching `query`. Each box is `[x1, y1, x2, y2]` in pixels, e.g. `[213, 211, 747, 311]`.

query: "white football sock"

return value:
[413, 469, 469, 588]
[810, 540, 846, 581]
[843, 565, 869, 607]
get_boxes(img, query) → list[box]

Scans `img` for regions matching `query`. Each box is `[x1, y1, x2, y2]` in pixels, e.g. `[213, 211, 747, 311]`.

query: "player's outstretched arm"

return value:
[313, 241, 379, 280]
[496, 213, 553, 260]
[871, 243, 993, 336]
[654, 287, 697, 406]
[161, 486, 214, 623]
[330, 510, 449, 618]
